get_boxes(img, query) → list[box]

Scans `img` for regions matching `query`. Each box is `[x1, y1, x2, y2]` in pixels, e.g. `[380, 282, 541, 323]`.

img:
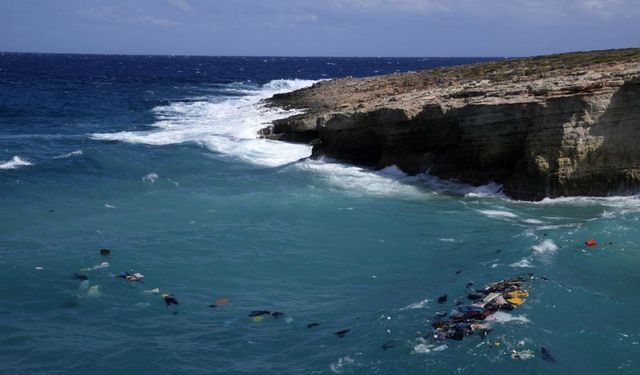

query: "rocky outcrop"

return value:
[260, 49, 640, 200]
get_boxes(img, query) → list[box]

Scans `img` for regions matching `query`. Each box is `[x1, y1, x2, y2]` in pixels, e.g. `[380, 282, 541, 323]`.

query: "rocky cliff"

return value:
[259, 49, 640, 200]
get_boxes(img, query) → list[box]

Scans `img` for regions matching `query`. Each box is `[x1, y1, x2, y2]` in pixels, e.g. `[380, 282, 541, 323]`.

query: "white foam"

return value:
[532, 239, 558, 254]
[0, 156, 33, 170]
[535, 195, 640, 216]
[53, 150, 83, 159]
[91, 79, 316, 167]
[329, 356, 355, 373]
[295, 160, 424, 198]
[413, 341, 448, 354]
[486, 311, 531, 324]
[522, 218, 545, 224]
[478, 209, 518, 219]
[439, 238, 458, 242]
[510, 258, 534, 268]
[400, 298, 430, 310]
[463, 183, 505, 198]
[142, 173, 158, 183]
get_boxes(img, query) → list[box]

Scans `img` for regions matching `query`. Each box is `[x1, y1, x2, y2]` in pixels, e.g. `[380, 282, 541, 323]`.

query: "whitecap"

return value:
[0, 155, 33, 170]
[91, 79, 316, 168]
[329, 356, 355, 373]
[53, 150, 83, 159]
[510, 258, 534, 268]
[532, 239, 558, 254]
[439, 238, 457, 242]
[522, 218, 545, 224]
[400, 298, 430, 310]
[478, 209, 518, 219]
[142, 173, 158, 183]
[295, 160, 423, 198]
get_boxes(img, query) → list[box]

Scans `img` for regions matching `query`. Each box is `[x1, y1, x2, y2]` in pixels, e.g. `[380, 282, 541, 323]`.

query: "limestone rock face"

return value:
[260, 49, 640, 200]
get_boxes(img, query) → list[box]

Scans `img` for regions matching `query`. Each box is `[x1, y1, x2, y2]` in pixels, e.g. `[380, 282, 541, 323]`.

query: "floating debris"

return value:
[511, 349, 535, 360]
[80, 262, 109, 272]
[248, 310, 285, 319]
[541, 346, 555, 363]
[162, 293, 179, 307]
[100, 248, 111, 256]
[117, 272, 144, 282]
[381, 341, 395, 350]
[334, 329, 351, 338]
[87, 285, 101, 297]
[431, 275, 532, 342]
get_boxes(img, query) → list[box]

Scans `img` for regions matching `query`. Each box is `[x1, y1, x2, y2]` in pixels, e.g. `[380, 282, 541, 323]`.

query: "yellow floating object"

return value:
[506, 297, 524, 305]
[506, 290, 529, 298]
[251, 316, 264, 323]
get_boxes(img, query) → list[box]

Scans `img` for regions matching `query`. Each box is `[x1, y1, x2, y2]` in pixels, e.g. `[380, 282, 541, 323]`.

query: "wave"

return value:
[0, 155, 33, 170]
[510, 258, 534, 268]
[478, 209, 518, 219]
[53, 150, 83, 159]
[532, 239, 558, 254]
[90, 79, 317, 167]
[400, 297, 430, 310]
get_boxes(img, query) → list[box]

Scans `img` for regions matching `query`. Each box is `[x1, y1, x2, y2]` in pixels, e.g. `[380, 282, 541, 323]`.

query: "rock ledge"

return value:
[260, 49, 640, 200]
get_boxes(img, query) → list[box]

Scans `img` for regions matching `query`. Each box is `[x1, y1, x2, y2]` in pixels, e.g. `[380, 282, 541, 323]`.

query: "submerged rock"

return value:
[261, 49, 640, 200]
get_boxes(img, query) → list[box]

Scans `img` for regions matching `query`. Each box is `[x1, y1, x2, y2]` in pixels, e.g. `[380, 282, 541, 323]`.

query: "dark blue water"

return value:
[1, 53, 640, 375]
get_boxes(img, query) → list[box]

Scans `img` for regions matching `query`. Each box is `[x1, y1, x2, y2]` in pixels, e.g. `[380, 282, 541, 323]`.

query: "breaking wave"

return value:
[0, 155, 33, 170]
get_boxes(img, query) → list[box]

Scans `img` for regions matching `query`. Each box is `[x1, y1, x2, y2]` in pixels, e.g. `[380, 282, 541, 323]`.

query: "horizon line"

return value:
[0, 50, 519, 59]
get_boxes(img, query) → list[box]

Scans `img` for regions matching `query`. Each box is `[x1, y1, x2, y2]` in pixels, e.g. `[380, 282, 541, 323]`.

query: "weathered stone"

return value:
[260, 49, 640, 200]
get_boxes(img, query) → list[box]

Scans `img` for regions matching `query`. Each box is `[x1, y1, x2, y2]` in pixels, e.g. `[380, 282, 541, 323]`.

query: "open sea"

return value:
[1, 53, 639, 375]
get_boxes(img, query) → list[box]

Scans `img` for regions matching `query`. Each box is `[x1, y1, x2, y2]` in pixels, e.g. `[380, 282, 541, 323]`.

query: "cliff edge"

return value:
[259, 49, 640, 200]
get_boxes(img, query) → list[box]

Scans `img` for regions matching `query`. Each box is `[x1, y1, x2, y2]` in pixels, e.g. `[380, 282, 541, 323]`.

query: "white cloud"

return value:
[326, 0, 637, 17]
[137, 15, 180, 27]
[168, 0, 192, 13]
[78, 6, 180, 27]
[330, 0, 452, 13]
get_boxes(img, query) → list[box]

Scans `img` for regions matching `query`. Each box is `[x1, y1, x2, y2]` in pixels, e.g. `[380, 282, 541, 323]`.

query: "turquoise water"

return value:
[1, 54, 640, 374]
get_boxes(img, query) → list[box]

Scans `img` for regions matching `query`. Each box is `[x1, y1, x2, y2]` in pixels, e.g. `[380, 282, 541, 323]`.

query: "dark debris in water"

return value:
[380, 341, 395, 350]
[334, 329, 350, 338]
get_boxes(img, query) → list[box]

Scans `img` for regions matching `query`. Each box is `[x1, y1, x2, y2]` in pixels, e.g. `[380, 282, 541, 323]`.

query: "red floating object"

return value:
[585, 239, 597, 247]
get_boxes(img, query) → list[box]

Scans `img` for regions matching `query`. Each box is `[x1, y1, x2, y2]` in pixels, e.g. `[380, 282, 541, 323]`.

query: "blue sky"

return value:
[2, 0, 639, 57]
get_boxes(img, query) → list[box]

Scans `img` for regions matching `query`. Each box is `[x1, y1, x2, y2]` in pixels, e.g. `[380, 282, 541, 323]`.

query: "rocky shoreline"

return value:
[259, 49, 640, 200]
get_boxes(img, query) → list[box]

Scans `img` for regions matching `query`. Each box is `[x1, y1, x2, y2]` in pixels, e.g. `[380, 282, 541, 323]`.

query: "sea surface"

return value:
[1, 53, 639, 375]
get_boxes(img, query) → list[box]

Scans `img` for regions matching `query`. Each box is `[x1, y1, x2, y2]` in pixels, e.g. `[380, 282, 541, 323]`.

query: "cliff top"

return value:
[266, 48, 640, 114]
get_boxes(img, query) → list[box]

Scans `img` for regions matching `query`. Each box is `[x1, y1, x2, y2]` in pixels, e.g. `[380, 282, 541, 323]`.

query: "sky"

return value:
[1, 0, 639, 57]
